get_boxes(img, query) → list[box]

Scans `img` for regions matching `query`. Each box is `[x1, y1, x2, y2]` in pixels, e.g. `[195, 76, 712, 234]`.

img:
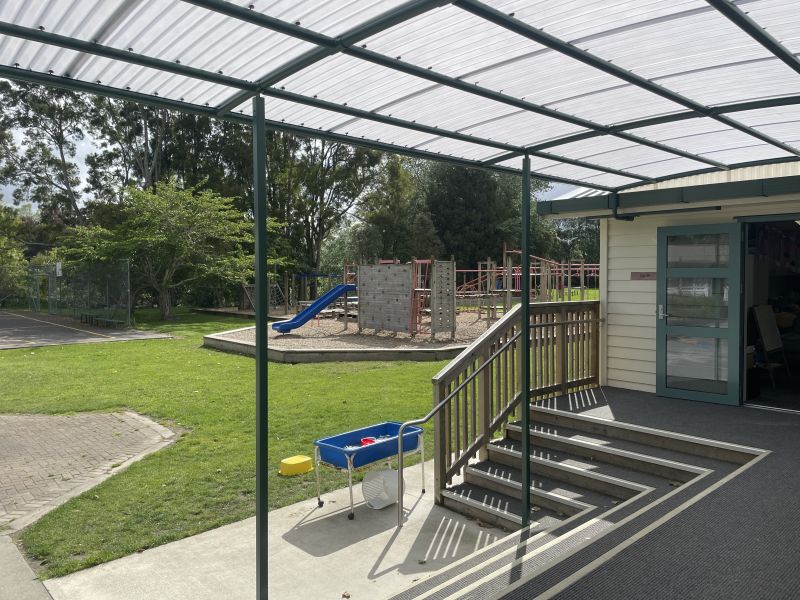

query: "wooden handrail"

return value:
[426, 299, 601, 509]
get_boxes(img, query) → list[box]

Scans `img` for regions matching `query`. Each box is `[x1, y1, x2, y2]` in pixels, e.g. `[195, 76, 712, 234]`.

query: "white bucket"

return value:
[362, 470, 402, 510]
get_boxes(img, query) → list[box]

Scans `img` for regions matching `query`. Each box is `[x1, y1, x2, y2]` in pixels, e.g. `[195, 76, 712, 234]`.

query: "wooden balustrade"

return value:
[431, 300, 600, 503]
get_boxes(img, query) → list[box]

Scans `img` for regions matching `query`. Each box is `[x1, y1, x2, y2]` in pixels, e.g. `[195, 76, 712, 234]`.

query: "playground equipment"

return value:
[271, 283, 356, 333]
[314, 421, 424, 520]
[271, 251, 597, 336]
[456, 249, 600, 322]
[358, 258, 456, 338]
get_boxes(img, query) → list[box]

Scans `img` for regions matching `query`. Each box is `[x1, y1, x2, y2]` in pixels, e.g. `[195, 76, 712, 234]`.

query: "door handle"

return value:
[658, 304, 665, 320]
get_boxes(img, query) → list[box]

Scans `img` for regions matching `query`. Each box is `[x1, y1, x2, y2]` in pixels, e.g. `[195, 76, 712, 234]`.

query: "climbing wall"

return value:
[358, 264, 413, 333]
[431, 260, 456, 338]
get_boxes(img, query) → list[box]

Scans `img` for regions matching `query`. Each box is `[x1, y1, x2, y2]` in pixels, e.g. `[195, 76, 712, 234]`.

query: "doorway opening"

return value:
[743, 219, 800, 410]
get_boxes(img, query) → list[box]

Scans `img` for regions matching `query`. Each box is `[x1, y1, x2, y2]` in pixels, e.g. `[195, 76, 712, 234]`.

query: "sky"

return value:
[1, 131, 95, 208]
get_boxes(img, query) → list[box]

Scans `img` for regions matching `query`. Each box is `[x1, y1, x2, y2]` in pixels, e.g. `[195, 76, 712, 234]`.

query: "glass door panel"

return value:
[666, 336, 728, 394]
[657, 224, 741, 405]
[666, 277, 729, 328]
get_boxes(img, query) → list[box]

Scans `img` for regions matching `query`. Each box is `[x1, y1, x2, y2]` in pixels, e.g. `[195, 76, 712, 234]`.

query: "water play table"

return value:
[314, 421, 424, 520]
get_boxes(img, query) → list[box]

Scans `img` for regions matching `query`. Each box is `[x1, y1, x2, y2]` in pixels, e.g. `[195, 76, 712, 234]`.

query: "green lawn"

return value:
[0, 309, 442, 578]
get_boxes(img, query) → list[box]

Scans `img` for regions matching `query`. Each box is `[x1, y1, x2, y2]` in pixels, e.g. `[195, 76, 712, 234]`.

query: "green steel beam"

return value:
[215, 0, 451, 114]
[183, 0, 725, 169]
[181, 0, 335, 46]
[260, 117, 616, 190]
[456, 0, 800, 157]
[520, 154, 532, 527]
[339, 46, 728, 169]
[0, 65, 251, 124]
[0, 65, 615, 189]
[0, 21, 257, 91]
[263, 90, 653, 181]
[489, 94, 800, 163]
[707, 0, 800, 77]
[613, 155, 800, 192]
[537, 173, 800, 216]
[252, 95, 269, 600]
[0, 22, 652, 182]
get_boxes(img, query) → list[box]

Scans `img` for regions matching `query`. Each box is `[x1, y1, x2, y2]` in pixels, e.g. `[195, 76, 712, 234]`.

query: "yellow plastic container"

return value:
[279, 455, 313, 476]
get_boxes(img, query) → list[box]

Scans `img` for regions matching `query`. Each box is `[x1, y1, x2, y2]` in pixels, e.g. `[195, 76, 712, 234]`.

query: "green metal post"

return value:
[252, 95, 269, 600]
[521, 155, 532, 526]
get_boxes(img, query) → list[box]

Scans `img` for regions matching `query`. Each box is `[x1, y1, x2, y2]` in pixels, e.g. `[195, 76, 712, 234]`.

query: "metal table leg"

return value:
[420, 433, 426, 494]
[346, 454, 355, 520]
[315, 447, 323, 508]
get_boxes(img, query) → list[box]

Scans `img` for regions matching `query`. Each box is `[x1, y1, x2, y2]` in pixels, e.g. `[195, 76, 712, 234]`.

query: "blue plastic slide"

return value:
[271, 283, 356, 333]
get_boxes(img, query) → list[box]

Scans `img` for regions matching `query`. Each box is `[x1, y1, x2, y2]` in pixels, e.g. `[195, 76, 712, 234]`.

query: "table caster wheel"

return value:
[348, 513, 354, 520]
[317, 500, 324, 508]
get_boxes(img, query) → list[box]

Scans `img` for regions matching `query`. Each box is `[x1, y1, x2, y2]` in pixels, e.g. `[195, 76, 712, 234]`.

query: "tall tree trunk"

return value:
[157, 287, 172, 320]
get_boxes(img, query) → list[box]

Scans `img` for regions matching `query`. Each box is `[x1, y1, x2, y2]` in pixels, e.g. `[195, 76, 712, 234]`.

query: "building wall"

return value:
[601, 195, 800, 393]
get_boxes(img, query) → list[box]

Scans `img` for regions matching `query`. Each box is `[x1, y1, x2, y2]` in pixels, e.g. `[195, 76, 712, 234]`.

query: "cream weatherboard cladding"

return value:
[600, 195, 800, 393]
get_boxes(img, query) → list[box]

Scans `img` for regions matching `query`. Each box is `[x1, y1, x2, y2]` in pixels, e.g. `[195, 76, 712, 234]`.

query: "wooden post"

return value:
[558, 304, 569, 395]
[433, 381, 446, 504]
[478, 346, 492, 461]
[567, 261, 572, 302]
[580, 260, 585, 301]
[592, 303, 600, 385]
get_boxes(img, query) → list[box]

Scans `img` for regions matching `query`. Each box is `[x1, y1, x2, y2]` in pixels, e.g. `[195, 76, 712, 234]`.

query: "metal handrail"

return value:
[396, 327, 522, 527]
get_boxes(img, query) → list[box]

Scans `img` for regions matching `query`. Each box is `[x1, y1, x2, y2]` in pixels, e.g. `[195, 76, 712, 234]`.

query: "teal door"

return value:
[656, 223, 742, 405]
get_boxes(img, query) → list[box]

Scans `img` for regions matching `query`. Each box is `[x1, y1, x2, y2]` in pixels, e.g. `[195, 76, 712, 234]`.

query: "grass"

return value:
[0, 308, 442, 578]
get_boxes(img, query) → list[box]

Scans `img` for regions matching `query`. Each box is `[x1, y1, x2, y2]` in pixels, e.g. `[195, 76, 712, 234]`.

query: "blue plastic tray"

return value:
[315, 422, 423, 469]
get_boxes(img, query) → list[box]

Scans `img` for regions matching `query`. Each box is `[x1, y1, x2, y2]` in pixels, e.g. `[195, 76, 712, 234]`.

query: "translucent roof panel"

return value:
[260, 0, 408, 38]
[2, 0, 800, 191]
[413, 137, 502, 162]
[546, 85, 685, 126]
[632, 119, 796, 160]
[361, 4, 543, 78]
[726, 105, 800, 147]
[543, 135, 711, 178]
[459, 110, 588, 148]
[566, 6, 772, 80]
[731, 0, 800, 56]
[0, 0, 318, 83]
[276, 53, 434, 108]
[656, 58, 800, 107]
[482, 0, 709, 43]
[702, 143, 793, 166]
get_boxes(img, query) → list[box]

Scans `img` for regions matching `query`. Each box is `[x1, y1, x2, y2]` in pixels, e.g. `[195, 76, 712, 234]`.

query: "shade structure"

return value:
[2, 0, 800, 191]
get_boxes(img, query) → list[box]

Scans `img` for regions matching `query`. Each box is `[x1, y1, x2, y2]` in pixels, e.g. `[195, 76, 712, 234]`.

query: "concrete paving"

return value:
[0, 311, 170, 350]
[44, 462, 506, 600]
[0, 412, 177, 532]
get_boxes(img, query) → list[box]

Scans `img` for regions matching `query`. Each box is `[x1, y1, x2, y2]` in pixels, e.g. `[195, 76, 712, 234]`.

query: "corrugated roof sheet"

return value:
[2, 0, 800, 191]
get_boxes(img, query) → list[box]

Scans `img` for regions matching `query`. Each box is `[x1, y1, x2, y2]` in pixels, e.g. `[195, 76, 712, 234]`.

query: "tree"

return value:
[0, 205, 28, 306]
[553, 218, 600, 263]
[352, 155, 442, 262]
[67, 181, 254, 319]
[0, 82, 88, 226]
[295, 139, 382, 296]
[425, 164, 548, 267]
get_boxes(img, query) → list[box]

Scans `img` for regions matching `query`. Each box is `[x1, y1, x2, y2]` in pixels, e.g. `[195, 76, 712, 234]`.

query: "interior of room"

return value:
[744, 219, 800, 410]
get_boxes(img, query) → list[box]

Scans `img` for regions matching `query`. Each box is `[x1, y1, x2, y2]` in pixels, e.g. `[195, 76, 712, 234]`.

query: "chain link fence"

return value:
[28, 260, 131, 326]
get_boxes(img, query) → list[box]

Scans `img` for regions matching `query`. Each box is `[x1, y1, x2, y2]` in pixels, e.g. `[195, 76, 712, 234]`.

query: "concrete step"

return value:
[487, 439, 651, 500]
[531, 405, 760, 464]
[440, 483, 539, 532]
[464, 460, 600, 515]
[506, 421, 707, 483]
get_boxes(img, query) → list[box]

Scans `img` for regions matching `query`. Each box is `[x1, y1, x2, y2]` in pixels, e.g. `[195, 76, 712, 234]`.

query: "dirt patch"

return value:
[227, 311, 501, 351]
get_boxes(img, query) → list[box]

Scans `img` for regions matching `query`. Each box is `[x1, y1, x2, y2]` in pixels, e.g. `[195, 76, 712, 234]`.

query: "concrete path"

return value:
[0, 412, 176, 532]
[0, 412, 177, 600]
[44, 462, 505, 600]
[0, 535, 51, 600]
